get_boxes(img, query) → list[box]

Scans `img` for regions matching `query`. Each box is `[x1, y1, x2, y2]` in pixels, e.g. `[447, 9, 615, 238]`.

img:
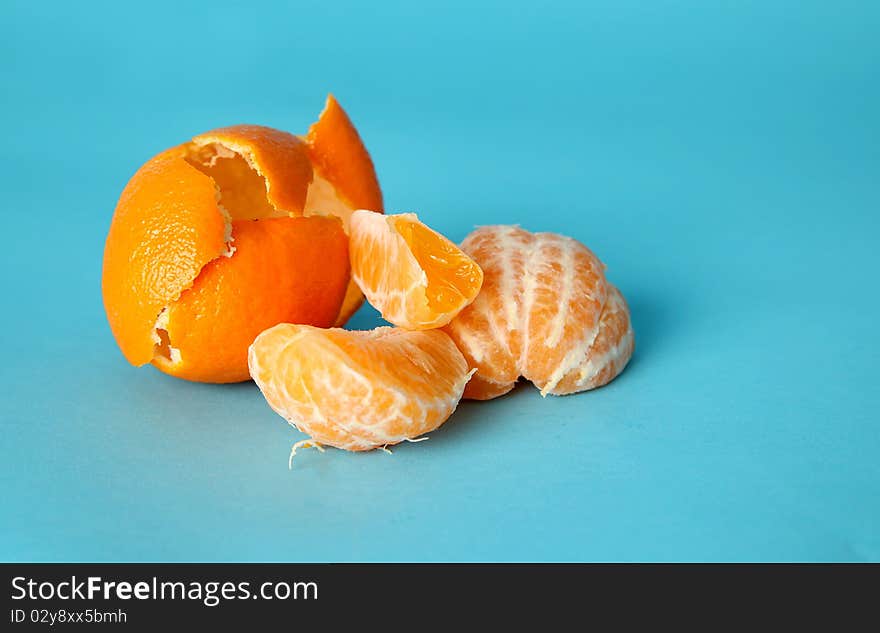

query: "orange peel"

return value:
[305, 95, 384, 325]
[102, 96, 382, 382]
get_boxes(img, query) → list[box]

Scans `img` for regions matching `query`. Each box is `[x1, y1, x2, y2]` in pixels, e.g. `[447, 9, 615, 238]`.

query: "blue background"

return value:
[1, 1, 878, 561]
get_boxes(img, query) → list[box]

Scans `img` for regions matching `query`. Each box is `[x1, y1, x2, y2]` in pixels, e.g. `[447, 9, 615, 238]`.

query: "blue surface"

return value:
[1, 1, 878, 562]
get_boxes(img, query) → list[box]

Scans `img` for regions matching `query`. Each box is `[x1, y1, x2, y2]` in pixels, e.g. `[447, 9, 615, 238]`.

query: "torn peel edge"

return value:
[148, 136, 301, 368]
[183, 139, 289, 222]
[302, 169, 359, 232]
[151, 308, 181, 365]
[187, 136, 357, 231]
[304, 93, 385, 215]
[215, 195, 236, 258]
[146, 181, 237, 369]
[185, 131, 360, 329]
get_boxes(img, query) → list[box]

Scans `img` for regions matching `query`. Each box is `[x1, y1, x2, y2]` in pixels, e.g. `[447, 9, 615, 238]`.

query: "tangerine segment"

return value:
[443, 225, 634, 399]
[249, 325, 472, 451]
[154, 217, 349, 383]
[349, 211, 483, 330]
[102, 146, 231, 367]
[550, 285, 635, 395]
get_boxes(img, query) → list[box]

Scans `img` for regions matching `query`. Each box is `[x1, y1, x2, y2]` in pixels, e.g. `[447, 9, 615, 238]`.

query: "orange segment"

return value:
[102, 145, 231, 366]
[550, 284, 635, 394]
[249, 325, 472, 451]
[154, 217, 349, 383]
[443, 226, 634, 399]
[349, 211, 483, 330]
[517, 231, 607, 393]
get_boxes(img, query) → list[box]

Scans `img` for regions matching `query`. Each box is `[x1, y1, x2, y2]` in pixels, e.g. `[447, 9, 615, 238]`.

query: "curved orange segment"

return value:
[350, 211, 483, 330]
[153, 216, 350, 383]
[101, 146, 231, 366]
[249, 325, 471, 451]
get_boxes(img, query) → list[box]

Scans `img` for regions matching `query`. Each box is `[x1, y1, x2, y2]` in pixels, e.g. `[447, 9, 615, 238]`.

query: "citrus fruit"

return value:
[349, 211, 483, 329]
[248, 324, 473, 451]
[443, 225, 634, 399]
[102, 96, 383, 383]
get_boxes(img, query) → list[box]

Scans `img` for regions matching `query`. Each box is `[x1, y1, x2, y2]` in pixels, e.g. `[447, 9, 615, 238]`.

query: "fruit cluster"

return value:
[102, 96, 634, 456]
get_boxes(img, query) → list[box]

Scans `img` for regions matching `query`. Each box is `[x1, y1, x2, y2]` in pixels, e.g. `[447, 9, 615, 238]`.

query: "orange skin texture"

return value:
[102, 97, 382, 381]
[101, 145, 229, 366]
[156, 217, 349, 383]
[306, 94, 383, 213]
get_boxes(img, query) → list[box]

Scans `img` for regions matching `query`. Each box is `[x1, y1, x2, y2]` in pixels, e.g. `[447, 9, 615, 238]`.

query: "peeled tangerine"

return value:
[102, 95, 383, 383]
[248, 325, 473, 452]
[444, 226, 635, 400]
[349, 211, 483, 329]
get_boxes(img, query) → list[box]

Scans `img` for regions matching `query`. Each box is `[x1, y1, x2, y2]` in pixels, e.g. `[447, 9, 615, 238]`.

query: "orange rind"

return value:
[102, 96, 382, 382]
[305, 95, 384, 325]
[151, 217, 350, 383]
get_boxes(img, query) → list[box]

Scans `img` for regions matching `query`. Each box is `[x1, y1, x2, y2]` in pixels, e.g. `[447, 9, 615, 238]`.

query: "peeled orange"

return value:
[349, 211, 483, 330]
[102, 96, 383, 383]
[249, 324, 473, 451]
[443, 226, 634, 399]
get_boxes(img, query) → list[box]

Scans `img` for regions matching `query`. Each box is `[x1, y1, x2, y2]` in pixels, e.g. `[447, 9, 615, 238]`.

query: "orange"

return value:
[248, 325, 473, 451]
[349, 211, 483, 329]
[102, 96, 383, 382]
[443, 226, 634, 399]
